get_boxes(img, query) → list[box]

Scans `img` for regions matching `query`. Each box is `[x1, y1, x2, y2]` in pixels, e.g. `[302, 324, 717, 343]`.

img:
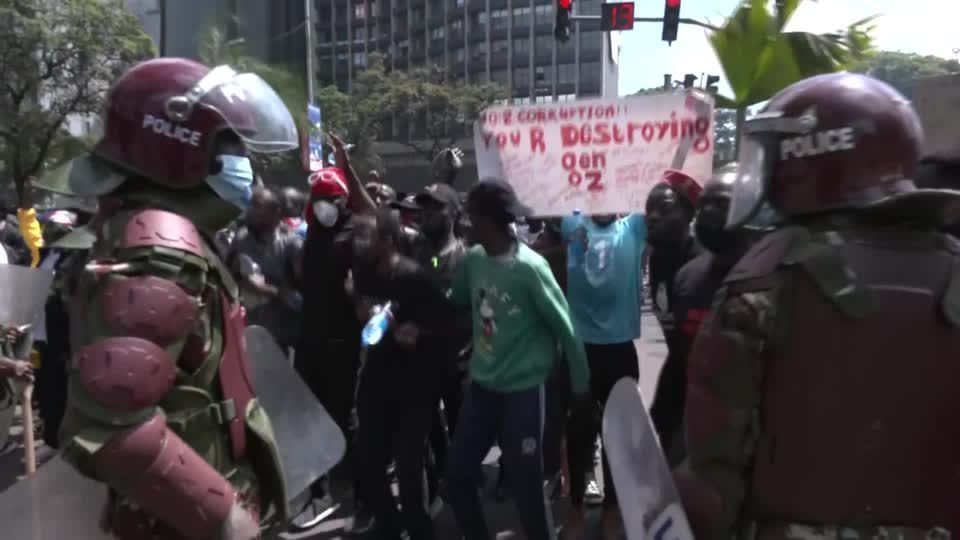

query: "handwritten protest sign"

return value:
[473, 93, 714, 216]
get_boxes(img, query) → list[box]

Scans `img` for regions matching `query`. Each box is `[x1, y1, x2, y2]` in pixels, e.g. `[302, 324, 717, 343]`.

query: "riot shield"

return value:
[0, 264, 54, 328]
[0, 455, 110, 540]
[244, 325, 346, 516]
[602, 378, 693, 540]
[0, 326, 345, 538]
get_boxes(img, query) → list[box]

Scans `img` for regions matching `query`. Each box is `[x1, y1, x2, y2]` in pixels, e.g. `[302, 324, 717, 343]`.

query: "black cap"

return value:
[415, 183, 461, 211]
[466, 179, 532, 221]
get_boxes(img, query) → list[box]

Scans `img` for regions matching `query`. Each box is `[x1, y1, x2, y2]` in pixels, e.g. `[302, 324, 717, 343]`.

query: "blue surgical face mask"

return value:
[206, 155, 254, 210]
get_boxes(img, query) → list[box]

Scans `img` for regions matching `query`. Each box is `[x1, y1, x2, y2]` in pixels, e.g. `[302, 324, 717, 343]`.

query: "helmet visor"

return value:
[189, 67, 299, 153]
[726, 134, 768, 228]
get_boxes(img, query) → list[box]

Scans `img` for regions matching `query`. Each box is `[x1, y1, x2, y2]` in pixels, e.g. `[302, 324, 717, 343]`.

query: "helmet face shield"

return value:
[726, 134, 770, 229]
[167, 66, 299, 154]
[725, 110, 815, 229]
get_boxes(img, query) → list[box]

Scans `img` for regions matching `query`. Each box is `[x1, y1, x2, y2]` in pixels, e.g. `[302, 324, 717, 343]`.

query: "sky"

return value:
[615, 0, 960, 96]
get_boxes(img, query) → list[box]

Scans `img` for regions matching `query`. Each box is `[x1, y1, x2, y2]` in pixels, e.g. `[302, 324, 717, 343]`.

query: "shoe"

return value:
[585, 479, 604, 506]
[288, 494, 339, 532]
[347, 507, 376, 535]
[602, 508, 624, 539]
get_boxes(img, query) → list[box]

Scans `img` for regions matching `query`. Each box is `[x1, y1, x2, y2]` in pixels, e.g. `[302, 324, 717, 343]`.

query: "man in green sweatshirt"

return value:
[445, 179, 590, 540]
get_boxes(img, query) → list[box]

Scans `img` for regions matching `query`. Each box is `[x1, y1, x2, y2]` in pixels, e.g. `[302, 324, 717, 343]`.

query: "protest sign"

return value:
[473, 93, 714, 216]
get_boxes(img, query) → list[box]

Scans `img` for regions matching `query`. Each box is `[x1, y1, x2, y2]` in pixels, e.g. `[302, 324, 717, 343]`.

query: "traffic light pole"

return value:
[570, 15, 718, 31]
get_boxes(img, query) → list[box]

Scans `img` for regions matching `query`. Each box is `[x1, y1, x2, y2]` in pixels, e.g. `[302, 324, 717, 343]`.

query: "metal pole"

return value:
[569, 15, 719, 32]
[304, 0, 315, 105]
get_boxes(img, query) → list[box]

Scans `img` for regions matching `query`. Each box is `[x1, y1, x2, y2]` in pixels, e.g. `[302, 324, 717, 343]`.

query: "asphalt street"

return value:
[0, 307, 667, 539]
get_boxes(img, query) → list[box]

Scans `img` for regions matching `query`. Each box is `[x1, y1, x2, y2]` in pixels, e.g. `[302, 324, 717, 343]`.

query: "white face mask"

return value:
[312, 200, 339, 227]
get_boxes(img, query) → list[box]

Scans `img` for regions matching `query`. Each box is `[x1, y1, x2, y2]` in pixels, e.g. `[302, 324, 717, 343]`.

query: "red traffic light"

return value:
[667, 0, 680, 7]
[559, 0, 572, 9]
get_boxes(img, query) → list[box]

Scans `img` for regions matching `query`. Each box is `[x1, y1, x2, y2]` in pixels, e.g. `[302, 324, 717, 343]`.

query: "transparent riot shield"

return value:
[602, 378, 694, 540]
[244, 325, 347, 517]
[0, 455, 109, 540]
[0, 324, 345, 538]
[0, 264, 54, 329]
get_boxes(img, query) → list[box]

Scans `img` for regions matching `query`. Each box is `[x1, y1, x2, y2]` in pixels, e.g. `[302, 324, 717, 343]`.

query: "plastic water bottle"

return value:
[361, 302, 393, 348]
[567, 209, 586, 269]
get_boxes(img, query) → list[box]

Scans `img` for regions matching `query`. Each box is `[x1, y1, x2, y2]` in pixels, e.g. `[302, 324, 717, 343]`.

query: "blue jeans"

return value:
[444, 381, 557, 540]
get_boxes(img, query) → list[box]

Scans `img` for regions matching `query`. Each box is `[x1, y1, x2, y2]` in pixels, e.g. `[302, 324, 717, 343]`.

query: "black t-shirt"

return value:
[300, 222, 357, 343]
[648, 236, 703, 350]
[354, 256, 460, 377]
[671, 252, 727, 356]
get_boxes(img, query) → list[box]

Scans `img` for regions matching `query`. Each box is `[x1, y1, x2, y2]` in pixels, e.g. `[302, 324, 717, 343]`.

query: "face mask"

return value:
[312, 200, 339, 227]
[206, 155, 254, 210]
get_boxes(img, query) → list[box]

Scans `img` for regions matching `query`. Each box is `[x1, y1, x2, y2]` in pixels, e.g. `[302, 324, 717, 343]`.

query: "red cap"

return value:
[661, 169, 702, 206]
[309, 167, 350, 200]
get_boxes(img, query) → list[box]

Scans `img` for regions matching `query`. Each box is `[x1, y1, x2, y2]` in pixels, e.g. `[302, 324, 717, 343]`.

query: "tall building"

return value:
[137, 0, 620, 187]
[312, 0, 619, 103]
[310, 0, 620, 187]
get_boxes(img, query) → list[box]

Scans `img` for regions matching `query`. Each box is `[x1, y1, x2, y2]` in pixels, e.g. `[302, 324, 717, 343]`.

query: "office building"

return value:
[312, 0, 619, 102]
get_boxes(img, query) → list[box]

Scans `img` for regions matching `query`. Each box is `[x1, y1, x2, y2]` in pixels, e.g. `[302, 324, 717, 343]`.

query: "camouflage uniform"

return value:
[682, 222, 960, 540]
[58, 201, 288, 538]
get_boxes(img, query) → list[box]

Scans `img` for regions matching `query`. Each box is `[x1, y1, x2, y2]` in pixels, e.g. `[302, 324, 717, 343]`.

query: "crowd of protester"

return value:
[8, 136, 739, 540]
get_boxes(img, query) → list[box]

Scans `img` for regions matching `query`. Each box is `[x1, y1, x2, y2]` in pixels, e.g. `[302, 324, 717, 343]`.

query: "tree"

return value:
[385, 63, 507, 163]
[0, 0, 155, 202]
[709, 0, 876, 152]
[852, 51, 960, 99]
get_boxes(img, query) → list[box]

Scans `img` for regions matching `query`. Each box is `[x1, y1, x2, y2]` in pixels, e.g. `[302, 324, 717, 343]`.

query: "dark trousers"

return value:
[356, 357, 436, 540]
[294, 338, 362, 500]
[445, 381, 556, 540]
[649, 350, 686, 463]
[566, 341, 639, 508]
[427, 363, 465, 498]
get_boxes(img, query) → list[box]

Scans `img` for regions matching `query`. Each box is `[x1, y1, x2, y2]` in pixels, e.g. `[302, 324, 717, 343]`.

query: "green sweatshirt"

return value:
[451, 242, 590, 394]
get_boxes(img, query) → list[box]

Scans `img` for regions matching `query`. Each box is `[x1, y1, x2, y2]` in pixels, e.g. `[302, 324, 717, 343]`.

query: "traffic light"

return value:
[682, 74, 697, 89]
[705, 74, 720, 94]
[662, 0, 681, 44]
[555, 0, 572, 42]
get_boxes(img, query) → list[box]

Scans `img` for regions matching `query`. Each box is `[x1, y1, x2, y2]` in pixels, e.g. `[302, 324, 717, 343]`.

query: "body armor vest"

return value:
[738, 226, 960, 533]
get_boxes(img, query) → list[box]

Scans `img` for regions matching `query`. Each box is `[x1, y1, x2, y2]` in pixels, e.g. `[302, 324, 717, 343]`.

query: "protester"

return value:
[644, 172, 703, 453]
[351, 207, 459, 540]
[280, 186, 308, 238]
[365, 180, 397, 208]
[561, 208, 646, 538]
[444, 179, 590, 540]
[229, 186, 304, 353]
[293, 137, 379, 532]
[676, 73, 960, 538]
[665, 163, 763, 464]
[432, 147, 464, 186]
[0, 327, 32, 456]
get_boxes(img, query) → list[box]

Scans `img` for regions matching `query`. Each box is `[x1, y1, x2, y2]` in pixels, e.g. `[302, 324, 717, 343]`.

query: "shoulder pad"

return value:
[724, 226, 809, 285]
[112, 209, 204, 257]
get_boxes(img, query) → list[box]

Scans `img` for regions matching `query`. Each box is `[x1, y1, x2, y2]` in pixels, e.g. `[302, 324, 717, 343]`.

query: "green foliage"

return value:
[710, 0, 876, 109]
[0, 0, 155, 202]
[385, 63, 507, 162]
[852, 50, 960, 99]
